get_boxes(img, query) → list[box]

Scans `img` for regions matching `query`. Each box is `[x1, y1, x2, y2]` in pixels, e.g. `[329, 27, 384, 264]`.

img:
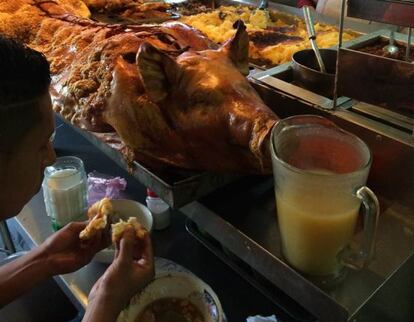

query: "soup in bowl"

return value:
[117, 271, 224, 322]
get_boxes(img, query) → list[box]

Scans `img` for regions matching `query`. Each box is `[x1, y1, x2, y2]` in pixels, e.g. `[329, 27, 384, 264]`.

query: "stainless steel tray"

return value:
[250, 29, 414, 140]
[337, 31, 414, 124]
[181, 175, 414, 322]
[57, 115, 238, 209]
[251, 29, 386, 106]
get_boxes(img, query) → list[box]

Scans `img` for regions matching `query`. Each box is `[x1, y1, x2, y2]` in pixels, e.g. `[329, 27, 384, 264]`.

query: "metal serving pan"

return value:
[252, 29, 414, 135]
[57, 116, 238, 209]
[291, 48, 337, 98]
[337, 31, 414, 124]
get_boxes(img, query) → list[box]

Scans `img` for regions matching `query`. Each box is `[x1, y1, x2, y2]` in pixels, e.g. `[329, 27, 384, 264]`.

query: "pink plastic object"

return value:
[87, 171, 127, 206]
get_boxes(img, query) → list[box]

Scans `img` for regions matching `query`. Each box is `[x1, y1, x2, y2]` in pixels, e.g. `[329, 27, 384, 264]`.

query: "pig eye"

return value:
[122, 53, 136, 64]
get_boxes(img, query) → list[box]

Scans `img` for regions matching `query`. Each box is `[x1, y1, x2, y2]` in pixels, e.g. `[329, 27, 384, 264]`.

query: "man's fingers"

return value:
[142, 233, 153, 261]
[67, 221, 88, 233]
[81, 228, 102, 250]
[93, 229, 111, 250]
[117, 228, 136, 264]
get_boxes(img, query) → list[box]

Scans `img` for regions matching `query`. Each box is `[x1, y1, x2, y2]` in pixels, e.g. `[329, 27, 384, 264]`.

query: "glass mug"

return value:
[270, 115, 379, 282]
[43, 156, 88, 231]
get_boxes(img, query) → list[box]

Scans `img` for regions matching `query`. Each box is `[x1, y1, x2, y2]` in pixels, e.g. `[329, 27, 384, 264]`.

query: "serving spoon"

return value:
[383, 30, 399, 57]
[257, 0, 270, 25]
[303, 6, 326, 73]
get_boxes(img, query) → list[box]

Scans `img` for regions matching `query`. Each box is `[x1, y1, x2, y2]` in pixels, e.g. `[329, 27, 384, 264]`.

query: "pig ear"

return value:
[221, 20, 249, 76]
[137, 42, 178, 103]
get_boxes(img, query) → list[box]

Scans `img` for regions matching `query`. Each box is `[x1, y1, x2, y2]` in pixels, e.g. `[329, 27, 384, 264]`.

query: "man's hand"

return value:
[83, 228, 154, 322]
[0, 221, 109, 306]
[39, 221, 110, 275]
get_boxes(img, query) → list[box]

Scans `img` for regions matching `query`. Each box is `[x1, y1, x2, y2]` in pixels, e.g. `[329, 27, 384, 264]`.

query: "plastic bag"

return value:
[87, 171, 127, 206]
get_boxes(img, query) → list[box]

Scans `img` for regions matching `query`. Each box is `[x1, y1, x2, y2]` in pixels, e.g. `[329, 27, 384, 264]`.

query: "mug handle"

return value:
[343, 186, 380, 270]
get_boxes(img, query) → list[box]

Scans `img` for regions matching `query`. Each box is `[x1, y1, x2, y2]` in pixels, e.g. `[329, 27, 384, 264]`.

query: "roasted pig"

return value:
[0, 0, 279, 173]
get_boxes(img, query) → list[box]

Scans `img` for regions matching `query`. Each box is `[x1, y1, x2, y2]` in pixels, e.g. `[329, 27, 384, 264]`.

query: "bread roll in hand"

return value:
[79, 198, 113, 240]
[111, 217, 147, 243]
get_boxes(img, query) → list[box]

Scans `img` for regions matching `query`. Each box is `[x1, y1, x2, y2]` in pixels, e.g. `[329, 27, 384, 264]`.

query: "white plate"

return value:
[117, 258, 225, 322]
[93, 199, 153, 263]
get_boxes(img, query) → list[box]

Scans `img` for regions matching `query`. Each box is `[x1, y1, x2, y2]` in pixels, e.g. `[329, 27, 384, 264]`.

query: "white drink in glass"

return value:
[43, 157, 87, 230]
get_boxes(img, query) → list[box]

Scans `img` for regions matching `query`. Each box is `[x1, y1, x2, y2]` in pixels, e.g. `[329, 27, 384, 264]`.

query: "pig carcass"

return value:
[0, 0, 279, 173]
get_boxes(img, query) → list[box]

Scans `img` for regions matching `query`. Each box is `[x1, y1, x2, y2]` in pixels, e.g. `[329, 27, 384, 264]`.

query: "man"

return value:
[0, 36, 154, 321]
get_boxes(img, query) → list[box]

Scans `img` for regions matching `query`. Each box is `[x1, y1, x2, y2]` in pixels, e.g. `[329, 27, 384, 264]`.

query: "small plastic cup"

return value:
[146, 189, 170, 230]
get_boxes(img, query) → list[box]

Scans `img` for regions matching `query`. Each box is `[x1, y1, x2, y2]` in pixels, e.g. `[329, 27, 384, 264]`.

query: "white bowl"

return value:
[93, 199, 153, 263]
[117, 271, 224, 322]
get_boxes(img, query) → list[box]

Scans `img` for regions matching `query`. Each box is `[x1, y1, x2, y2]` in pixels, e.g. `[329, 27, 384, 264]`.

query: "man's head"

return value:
[0, 37, 56, 218]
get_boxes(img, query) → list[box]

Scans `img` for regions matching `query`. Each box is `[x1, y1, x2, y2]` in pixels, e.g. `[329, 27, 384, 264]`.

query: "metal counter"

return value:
[179, 81, 414, 322]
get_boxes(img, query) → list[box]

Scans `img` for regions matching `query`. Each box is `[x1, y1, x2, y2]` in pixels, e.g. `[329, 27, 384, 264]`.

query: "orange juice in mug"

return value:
[270, 115, 379, 280]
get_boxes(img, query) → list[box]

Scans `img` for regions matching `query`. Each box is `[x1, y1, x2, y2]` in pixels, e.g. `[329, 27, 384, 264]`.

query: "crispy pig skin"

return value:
[0, 0, 279, 173]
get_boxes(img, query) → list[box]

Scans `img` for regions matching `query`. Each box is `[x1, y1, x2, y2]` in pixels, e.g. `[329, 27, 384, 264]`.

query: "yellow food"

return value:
[181, 6, 356, 65]
[111, 217, 147, 243]
[80, 198, 147, 243]
[79, 198, 113, 240]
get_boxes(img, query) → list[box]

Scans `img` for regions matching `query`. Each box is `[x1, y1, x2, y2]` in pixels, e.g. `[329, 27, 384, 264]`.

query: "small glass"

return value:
[42, 156, 88, 231]
[270, 115, 379, 285]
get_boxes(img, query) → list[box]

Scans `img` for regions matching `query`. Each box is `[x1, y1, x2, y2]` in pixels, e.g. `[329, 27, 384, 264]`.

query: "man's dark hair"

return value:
[0, 36, 51, 154]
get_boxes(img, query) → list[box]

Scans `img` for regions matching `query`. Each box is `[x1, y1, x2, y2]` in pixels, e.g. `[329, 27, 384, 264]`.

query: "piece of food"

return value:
[56, 0, 91, 18]
[79, 198, 147, 243]
[79, 198, 113, 240]
[83, 0, 142, 12]
[111, 217, 147, 243]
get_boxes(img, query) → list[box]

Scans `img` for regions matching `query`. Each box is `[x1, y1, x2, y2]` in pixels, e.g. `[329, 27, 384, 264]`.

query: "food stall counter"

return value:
[5, 115, 299, 322]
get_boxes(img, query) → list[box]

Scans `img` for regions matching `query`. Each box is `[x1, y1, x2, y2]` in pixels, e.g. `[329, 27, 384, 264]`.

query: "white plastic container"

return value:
[42, 156, 87, 230]
[146, 188, 170, 230]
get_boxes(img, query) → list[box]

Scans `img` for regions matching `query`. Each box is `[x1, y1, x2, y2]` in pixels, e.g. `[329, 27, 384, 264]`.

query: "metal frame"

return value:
[251, 28, 414, 141]
[253, 29, 388, 108]
[335, 0, 414, 136]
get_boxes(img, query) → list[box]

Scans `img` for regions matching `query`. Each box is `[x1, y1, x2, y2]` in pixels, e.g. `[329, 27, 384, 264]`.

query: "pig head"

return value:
[104, 22, 279, 173]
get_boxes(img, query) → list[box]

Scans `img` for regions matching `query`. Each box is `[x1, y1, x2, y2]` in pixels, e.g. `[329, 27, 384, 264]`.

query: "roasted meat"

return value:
[0, 0, 279, 174]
